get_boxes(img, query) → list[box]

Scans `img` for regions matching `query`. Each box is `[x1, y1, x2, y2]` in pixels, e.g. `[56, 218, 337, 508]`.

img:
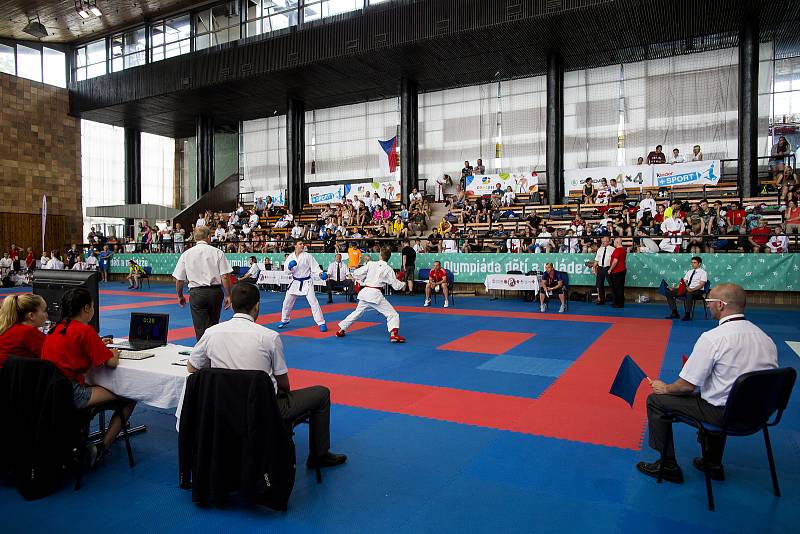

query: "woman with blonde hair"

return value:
[0, 293, 48, 367]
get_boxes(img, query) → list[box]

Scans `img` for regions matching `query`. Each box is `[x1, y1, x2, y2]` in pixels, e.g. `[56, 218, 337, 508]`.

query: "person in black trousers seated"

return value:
[325, 253, 354, 304]
[188, 283, 346, 469]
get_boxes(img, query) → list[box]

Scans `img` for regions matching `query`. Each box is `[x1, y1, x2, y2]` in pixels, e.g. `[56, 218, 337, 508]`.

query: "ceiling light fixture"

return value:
[22, 15, 49, 38]
[75, 1, 90, 18]
[89, 1, 103, 17]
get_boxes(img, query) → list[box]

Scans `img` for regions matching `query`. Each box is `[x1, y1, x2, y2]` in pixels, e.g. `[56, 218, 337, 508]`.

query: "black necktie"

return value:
[336, 263, 341, 281]
[687, 270, 695, 288]
[601, 247, 607, 266]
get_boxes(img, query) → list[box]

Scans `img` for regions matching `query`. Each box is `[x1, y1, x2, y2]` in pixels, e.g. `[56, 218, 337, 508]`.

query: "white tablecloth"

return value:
[484, 274, 540, 292]
[87, 344, 190, 410]
[256, 270, 326, 287]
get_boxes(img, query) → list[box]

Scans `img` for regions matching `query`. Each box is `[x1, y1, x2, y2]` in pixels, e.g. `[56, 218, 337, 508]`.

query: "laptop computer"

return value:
[109, 313, 169, 351]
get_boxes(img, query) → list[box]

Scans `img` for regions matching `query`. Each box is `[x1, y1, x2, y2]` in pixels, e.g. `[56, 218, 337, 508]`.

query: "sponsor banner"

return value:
[564, 165, 651, 193]
[108, 253, 800, 292]
[345, 179, 401, 203]
[308, 178, 401, 205]
[484, 274, 540, 291]
[308, 184, 350, 205]
[253, 189, 286, 206]
[652, 160, 721, 187]
[465, 173, 539, 196]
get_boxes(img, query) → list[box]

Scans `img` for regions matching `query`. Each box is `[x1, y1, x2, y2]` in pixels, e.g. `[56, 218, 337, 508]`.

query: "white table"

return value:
[88, 344, 190, 410]
[484, 274, 540, 292]
[256, 270, 326, 287]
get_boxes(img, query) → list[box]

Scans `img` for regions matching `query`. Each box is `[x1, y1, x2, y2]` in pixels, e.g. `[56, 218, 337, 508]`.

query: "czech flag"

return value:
[378, 136, 398, 174]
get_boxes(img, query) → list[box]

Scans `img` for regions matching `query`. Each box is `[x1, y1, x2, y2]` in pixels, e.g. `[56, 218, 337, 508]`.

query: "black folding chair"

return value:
[658, 367, 797, 511]
[675, 280, 711, 319]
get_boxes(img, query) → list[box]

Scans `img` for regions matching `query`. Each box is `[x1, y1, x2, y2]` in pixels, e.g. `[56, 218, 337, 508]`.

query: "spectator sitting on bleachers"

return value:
[692, 144, 703, 161]
[647, 144, 666, 164]
[485, 224, 508, 253]
[425, 230, 441, 253]
[670, 148, 685, 164]
[609, 178, 627, 201]
[532, 227, 554, 253]
[637, 190, 657, 221]
[442, 233, 458, 253]
[659, 209, 685, 253]
[476, 197, 490, 223]
[502, 186, 516, 207]
[462, 228, 480, 252]
[398, 204, 409, 222]
[778, 167, 798, 204]
[748, 219, 772, 253]
[582, 178, 596, 204]
[767, 224, 788, 253]
[275, 212, 293, 228]
[71, 255, 89, 271]
[784, 199, 800, 235]
[561, 229, 580, 253]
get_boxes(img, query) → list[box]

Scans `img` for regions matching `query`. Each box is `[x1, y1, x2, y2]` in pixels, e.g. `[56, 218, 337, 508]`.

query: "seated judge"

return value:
[188, 283, 347, 470]
[0, 293, 48, 368]
[538, 263, 566, 313]
[662, 256, 708, 321]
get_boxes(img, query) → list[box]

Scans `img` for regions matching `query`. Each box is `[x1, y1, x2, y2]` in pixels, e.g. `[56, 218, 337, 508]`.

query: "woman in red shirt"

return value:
[0, 293, 48, 367]
[608, 237, 628, 309]
[41, 288, 135, 456]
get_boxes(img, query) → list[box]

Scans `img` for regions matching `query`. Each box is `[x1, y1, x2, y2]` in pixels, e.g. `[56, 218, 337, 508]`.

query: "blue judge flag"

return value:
[609, 355, 648, 407]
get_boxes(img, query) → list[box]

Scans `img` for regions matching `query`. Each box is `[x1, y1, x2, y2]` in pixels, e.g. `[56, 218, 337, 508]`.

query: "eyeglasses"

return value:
[705, 298, 728, 306]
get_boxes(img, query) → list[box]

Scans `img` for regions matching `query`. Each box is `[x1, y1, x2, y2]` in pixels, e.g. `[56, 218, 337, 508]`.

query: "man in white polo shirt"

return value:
[188, 283, 346, 470]
[637, 283, 778, 483]
[173, 226, 233, 341]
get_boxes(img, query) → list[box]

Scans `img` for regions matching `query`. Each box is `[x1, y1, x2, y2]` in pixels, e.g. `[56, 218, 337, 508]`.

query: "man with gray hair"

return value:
[173, 225, 233, 340]
[636, 283, 778, 484]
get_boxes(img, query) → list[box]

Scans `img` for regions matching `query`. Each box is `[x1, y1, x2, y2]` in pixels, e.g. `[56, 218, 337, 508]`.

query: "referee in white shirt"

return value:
[637, 283, 777, 483]
[591, 236, 615, 304]
[326, 253, 354, 304]
[664, 256, 708, 320]
[173, 226, 233, 341]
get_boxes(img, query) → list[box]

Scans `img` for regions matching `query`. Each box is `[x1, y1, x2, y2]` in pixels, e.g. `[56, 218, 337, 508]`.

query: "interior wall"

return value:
[0, 72, 82, 250]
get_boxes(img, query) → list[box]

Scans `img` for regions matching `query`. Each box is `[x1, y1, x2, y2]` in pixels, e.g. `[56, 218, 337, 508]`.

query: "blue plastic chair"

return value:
[675, 280, 711, 319]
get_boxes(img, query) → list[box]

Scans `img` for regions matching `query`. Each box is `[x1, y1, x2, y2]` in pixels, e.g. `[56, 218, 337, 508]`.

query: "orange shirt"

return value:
[348, 247, 362, 269]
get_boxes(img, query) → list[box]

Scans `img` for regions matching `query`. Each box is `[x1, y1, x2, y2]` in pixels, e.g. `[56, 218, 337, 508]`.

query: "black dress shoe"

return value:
[307, 452, 347, 469]
[327, 299, 333, 304]
[665, 312, 680, 319]
[693, 457, 725, 481]
[636, 459, 684, 484]
[681, 314, 691, 321]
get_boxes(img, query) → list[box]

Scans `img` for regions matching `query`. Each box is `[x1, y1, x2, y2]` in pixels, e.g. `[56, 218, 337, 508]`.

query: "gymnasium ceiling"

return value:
[63, 0, 800, 138]
[0, 0, 204, 43]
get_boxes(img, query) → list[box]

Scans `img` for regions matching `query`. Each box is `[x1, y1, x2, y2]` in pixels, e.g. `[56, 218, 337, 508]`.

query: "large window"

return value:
[42, 47, 66, 88]
[241, 116, 288, 193]
[151, 15, 191, 62]
[194, 3, 241, 50]
[305, 99, 399, 183]
[303, 0, 363, 23]
[0, 44, 14, 75]
[81, 120, 125, 240]
[16, 45, 42, 83]
[141, 133, 176, 206]
[111, 27, 146, 72]
[245, 0, 299, 37]
[74, 38, 107, 81]
[761, 40, 800, 157]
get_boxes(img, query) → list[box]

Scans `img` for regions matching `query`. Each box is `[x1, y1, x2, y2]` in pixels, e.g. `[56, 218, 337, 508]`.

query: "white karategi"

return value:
[281, 251, 326, 325]
[659, 217, 685, 252]
[338, 260, 405, 332]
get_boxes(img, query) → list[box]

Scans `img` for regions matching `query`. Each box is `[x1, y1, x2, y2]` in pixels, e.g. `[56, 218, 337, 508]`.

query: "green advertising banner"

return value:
[109, 253, 800, 292]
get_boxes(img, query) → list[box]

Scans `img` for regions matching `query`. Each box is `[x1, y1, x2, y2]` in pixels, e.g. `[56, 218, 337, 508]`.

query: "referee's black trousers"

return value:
[189, 286, 223, 341]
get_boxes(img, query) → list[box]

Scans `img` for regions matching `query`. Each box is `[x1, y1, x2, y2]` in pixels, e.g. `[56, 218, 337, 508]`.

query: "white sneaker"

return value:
[540, 304, 546, 313]
[559, 304, 566, 313]
[444, 301, 449, 308]
[424, 299, 430, 307]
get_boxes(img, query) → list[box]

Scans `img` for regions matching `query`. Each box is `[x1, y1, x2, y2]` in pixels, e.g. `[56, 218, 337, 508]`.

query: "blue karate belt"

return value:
[293, 275, 311, 291]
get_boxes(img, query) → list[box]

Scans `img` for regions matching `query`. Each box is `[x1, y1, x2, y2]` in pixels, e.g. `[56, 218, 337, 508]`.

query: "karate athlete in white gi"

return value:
[659, 211, 686, 253]
[335, 246, 407, 343]
[278, 239, 328, 331]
